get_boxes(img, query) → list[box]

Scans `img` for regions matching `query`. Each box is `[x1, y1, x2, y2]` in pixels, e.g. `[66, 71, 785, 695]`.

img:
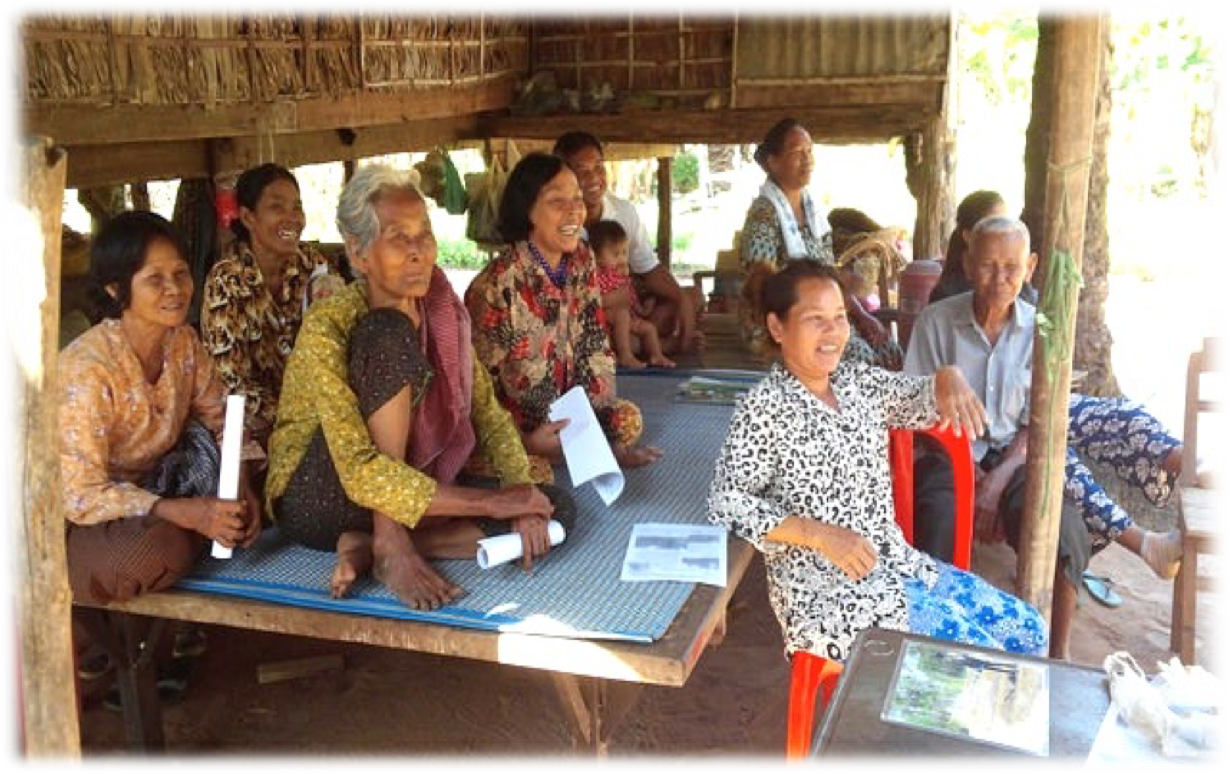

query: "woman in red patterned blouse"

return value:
[466, 152, 663, 481]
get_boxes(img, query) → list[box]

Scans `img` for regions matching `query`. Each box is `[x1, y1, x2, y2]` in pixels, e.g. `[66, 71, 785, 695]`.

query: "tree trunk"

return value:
[78, 186, 127, 234]
[130, 182, 151, 212]
[1021, 20, 1055, 256]
[173, 179, 221, 327]
[1074, 21, 1121, 397]
[707, 144, 735, 194]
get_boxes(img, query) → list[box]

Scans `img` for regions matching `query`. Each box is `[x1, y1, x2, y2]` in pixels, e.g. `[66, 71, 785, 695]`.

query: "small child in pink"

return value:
[590, 221, 674, 369]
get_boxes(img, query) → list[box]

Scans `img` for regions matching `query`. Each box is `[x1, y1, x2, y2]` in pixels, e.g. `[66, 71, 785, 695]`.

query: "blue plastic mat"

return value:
[176, 372, 744, 643]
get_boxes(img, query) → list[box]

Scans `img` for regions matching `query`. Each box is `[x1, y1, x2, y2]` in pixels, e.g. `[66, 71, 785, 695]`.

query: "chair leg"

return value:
[786, 653, 843, 759]
[1170, 535, 1198, 664]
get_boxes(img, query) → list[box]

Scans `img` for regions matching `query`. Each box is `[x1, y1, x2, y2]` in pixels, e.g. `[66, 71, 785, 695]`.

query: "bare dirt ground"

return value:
[14, 435, 1225, 767]
[73, 459, 1217, 759]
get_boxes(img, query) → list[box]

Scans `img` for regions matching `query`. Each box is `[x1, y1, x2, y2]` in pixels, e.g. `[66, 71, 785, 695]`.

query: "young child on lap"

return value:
[590, 221, 674, 369]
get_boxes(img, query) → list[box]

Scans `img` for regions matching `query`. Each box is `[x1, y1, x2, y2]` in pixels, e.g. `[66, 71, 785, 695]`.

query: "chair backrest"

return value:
[1179, 337, 1219, 488]
[888, 424, 975, 570]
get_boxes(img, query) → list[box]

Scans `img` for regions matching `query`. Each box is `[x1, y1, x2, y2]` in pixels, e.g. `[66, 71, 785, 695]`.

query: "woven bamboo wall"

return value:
[735, 15, 949, 79]
[530, 16, 733, 107]
[21, 15, 528, 107]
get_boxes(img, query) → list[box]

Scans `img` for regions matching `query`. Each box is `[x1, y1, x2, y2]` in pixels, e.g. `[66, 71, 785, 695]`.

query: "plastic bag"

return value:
[441, 151, 468, 215]
[464, 164, 500, 248]
[465, 142, 523, 250]
[414, 151, 447, 207]
[1103, 651, 1220, 758]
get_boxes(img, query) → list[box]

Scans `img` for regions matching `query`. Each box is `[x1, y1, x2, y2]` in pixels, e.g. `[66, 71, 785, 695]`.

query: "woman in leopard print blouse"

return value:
[706, 260, 1046, 662]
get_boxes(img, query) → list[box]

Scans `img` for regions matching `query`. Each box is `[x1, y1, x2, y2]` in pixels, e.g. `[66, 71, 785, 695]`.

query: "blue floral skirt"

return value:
[1064, 394, 1181, 550]
[905, 562, 1048, 656]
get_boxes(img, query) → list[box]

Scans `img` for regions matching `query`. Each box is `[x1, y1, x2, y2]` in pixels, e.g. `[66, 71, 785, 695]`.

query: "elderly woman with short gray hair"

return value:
[266, 164, 562, 612]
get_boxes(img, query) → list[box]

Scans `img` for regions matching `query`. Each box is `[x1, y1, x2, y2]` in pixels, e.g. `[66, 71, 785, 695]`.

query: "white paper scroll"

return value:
[548, 385, 624, 505]
[476, 519, 567, 570]
[211, 394, 245, 559]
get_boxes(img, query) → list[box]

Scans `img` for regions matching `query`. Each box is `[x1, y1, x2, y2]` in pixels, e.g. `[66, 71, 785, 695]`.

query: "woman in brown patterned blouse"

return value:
[466, 152, 663, 477]
[200, 163, 343, 456]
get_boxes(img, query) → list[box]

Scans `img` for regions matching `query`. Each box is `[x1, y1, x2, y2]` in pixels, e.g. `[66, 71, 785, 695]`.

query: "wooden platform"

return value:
[673, 311, 767, 372]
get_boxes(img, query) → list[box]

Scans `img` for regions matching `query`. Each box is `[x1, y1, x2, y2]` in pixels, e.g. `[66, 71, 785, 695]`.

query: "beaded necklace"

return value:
[527, 240, 568, 289]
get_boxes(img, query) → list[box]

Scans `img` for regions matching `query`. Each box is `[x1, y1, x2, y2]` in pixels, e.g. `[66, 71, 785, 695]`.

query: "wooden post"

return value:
[15, 136, 81, 756]
[904, 116, 953, 261]
[656, 156, 672, 269]
[1016, 16, 1103, 618]
[729, 14, 739, 109]
[904, 16, 955, 262]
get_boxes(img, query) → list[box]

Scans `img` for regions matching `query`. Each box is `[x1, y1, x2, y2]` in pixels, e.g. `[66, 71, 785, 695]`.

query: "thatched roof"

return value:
[21, 13, 950, 186]
[22, 15, 528, 108]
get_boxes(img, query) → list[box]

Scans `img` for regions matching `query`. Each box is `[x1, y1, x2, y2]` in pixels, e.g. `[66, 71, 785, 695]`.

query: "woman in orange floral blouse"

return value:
[60, 211, 262, 605]
[466, 152, 663, 480]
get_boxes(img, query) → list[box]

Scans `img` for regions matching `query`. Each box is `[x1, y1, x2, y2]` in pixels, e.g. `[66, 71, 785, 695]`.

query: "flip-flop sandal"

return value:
[1082, 571, 1123, 608]
[101, 655, 195, 712]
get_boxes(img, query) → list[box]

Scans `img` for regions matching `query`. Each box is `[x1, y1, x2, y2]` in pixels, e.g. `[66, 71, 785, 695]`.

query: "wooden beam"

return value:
[66, 140, 210, 189]
[732, 79, 944, 112]
[1017, 16, 1103, 621]
[211, 115, 484, 177]
[484, 105, 932, 146]
[17, 136, 81, 757]
[488, 137, 677, 161]
[62, 115, 484, 188]
[24, 75, 517, 147]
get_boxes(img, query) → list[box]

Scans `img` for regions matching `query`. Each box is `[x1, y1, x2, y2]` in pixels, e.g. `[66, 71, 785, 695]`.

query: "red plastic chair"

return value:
[784, 423, 975, 759]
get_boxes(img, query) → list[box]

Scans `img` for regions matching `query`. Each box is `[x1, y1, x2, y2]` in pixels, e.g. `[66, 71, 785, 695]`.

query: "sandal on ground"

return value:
[101, 656, 194, 712]
[171, 626, 208, 659]
[76, 648, 114, 681]
[1081, 571, 1124, 608]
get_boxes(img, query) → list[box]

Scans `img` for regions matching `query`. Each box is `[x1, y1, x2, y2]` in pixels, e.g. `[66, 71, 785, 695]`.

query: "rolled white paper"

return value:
[476, 519, 566, 570]
[212, 394, 245, 559]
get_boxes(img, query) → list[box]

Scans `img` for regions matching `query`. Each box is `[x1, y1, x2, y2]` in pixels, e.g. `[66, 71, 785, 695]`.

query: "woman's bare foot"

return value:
[372, 528, 463, 611]
[331, 531, 374, 598]
[618, 354, 647, 369]
[648, 353, 676, 368]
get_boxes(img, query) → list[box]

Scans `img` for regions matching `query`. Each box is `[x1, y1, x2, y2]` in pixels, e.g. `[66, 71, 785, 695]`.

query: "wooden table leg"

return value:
[549, 674, 643, 756]
[113, 613, 167, 751]
[77, 610, 167, 751]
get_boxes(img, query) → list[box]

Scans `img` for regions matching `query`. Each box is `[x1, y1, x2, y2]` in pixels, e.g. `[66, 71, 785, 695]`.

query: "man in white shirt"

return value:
[905, 215, 1184, 659]
[554, 131, 701, 355]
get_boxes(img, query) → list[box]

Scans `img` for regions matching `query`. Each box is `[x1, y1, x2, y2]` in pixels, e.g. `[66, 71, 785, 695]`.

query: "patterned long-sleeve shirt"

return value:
[738, 195, 835, 271]
[706, 361, 939, 660]
[265, 281, 533, 527]
[59, 320, 226, 525]
[200, 239, 341, 434]
[466, 241, 625, 440]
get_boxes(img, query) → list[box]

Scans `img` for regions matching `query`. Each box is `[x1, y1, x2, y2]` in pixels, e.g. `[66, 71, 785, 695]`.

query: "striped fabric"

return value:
[409, 266, 475, 484]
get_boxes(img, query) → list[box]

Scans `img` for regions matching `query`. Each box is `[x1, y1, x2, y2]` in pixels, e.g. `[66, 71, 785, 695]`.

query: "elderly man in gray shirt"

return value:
[904, 216, 1185, 660]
